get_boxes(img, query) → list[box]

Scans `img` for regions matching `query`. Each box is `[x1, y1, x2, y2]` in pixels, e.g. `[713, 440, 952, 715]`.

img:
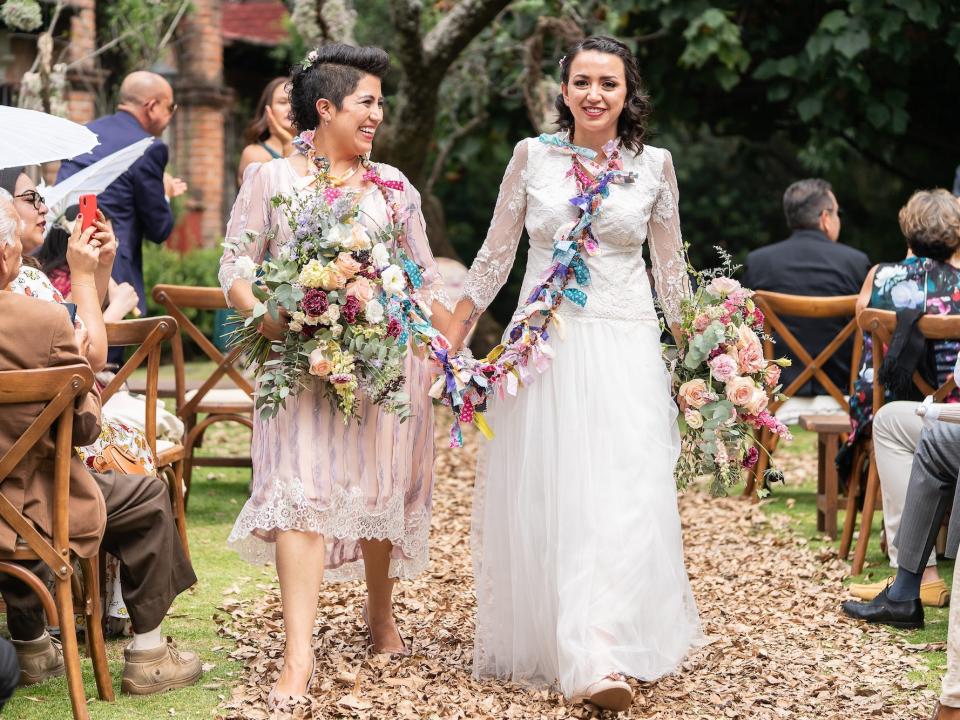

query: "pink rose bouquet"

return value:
[666, 248, 792, 495]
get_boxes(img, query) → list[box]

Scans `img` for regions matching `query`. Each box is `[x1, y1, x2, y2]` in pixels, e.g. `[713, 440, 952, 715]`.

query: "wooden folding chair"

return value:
[151, 285, 253, 505]
[746, 292, 861, 499]
[845, 309, 960, 574]
[103, 317, 189, 559]
[0, 365, 113, 719]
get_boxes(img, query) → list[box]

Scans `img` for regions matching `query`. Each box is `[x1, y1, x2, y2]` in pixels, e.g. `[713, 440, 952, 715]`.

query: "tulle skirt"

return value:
[471, 317, 705, 697]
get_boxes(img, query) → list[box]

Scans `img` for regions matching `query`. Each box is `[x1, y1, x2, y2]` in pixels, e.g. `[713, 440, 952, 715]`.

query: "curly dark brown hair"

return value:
[554, 36, 650, 154]
[288, 44, 390, 133]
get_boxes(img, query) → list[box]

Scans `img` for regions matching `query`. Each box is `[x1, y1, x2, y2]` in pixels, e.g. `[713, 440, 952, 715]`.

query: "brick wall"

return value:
[65, 0, 98, 124]
[174, 0, 232, 248]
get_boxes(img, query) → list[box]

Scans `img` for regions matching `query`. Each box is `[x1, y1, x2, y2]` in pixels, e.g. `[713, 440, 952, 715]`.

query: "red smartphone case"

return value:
[78, 194, 97, 231]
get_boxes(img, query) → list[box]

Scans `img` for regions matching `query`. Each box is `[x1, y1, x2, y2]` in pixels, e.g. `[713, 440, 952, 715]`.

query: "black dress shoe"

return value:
[841, 587, 924, 629]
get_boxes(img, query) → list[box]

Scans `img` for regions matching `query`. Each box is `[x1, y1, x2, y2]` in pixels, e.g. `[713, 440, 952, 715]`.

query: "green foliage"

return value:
[101, 0, 190, 74]
[142, 243, 223, 352]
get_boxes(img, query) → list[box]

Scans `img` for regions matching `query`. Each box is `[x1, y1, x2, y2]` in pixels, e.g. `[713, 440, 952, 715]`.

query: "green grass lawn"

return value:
[2, 461, 267, 720]
[758, 426, 950, 688]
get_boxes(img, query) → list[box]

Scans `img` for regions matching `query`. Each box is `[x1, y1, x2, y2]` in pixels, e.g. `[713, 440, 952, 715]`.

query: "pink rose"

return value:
[735, 325, 765, 374]
[745, 387, 769, 416]
[706, 276, 741, 298]
[709, 353, 738, 383]
[334, 252, 362, 279]
[693, 313, 713, 332]
[725, 376, 756, 407]
[345, 276, 374, 307]
[678, 379, 714, 409]
[763, 363, 781, 388]
[308, 348, 332, 378]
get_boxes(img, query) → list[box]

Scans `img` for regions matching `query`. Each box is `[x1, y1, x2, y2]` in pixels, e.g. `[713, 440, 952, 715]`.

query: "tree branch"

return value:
[423, 0, 513, 76]
[425, 112, 487, 195]
[389, 0, 426, 75]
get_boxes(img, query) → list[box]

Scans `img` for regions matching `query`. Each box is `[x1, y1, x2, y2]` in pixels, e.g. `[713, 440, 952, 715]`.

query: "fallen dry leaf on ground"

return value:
[216, 419, 936, 719]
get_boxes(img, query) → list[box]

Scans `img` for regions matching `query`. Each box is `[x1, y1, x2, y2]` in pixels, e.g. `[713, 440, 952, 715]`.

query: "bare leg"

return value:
[922, 565, 942, 584]
[274, 530, 325, 695]
[358, 539, 405, 652]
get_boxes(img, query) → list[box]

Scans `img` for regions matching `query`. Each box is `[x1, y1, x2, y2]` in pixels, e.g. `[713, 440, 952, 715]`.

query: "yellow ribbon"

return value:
[473, 412, 494, 440]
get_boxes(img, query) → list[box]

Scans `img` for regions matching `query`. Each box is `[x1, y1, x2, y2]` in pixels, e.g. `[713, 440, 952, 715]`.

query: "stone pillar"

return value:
[65, 0, 99, 123]
[173, 0, 232, 250]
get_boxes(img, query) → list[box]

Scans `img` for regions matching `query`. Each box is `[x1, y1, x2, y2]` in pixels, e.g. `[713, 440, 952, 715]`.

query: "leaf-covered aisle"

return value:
[216, 422, 936, 719]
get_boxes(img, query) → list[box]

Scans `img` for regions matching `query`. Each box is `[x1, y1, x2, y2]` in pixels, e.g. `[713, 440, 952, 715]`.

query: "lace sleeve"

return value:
[647, 149, 690, 327]
[399, 177, 454, 314]
[461, 139, 529, 311]
[218, 162, 275, 303]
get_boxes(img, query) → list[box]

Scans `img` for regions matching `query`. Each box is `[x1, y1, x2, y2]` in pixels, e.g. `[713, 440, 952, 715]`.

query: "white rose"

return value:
[320, 304, 340, 326]
[330, 323, 343, 338]
[323, 223, 351, 249]
[234, 255, 257, 281]
[381, 264, 406, 295]
[371, 242, 390, 270]
[364, 298, 385, 324]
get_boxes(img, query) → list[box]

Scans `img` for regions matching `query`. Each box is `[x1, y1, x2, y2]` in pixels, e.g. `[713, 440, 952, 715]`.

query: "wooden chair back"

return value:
[103, 316, 178, 462]
[858, 308, 960, 408]
[151, 285, 253, 416]
[753, 291, 861, 412]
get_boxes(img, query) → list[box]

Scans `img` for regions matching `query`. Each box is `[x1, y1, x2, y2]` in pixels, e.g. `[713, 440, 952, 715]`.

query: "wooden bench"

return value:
[798, 413, 850, 539]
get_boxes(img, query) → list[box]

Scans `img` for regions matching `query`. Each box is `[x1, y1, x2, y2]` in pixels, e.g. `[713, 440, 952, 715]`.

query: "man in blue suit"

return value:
[57, 71, 187, 327]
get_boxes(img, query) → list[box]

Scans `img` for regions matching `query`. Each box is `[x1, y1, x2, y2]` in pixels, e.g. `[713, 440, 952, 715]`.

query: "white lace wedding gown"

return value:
[463, 133, 705, 698]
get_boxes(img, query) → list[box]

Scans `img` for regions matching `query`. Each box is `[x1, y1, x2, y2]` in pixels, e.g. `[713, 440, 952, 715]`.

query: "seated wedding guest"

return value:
[237, 76, 294, 185]
[841, 410, 960, 630]
[742, 179, 870, 419]
[0, 191, 201, 694]
[1, 167, 110, 370]
[36, 206, 141, 322]
[844, 190, 960, 597]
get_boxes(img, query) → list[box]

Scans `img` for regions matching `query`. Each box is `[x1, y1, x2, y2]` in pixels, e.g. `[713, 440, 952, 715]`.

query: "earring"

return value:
[323, 118, 330, 128]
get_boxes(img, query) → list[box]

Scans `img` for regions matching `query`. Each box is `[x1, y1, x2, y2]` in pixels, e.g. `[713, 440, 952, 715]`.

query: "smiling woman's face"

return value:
[319, 74, 384, 159]
[561, 50, 627, 141]
[13, 173, 47, 254]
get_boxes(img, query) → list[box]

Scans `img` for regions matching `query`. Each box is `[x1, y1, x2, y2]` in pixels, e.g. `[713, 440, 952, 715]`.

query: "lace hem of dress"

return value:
[227, 478, 431, 581]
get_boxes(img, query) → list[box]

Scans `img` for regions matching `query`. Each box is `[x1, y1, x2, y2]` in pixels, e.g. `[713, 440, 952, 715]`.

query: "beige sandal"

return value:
[582, 673, 633, 712]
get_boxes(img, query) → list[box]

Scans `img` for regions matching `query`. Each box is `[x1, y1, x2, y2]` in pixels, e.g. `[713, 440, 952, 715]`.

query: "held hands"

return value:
[163, 172, 188, 199]
[66, 223, 100, 279]
[257, 307, 290, 342]
[109, 281, 140, 318]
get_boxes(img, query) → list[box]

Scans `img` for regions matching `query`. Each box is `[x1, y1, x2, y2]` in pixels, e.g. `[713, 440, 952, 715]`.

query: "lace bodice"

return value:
[219, 158, 451, 312]
[462, 133, 690, 325]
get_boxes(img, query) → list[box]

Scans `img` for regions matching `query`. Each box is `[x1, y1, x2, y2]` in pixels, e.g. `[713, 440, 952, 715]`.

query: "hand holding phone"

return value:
[78, 194, 97, 233]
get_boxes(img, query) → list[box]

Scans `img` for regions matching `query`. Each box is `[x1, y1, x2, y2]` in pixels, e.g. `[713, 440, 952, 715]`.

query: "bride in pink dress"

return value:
[218, 45, 451, 705]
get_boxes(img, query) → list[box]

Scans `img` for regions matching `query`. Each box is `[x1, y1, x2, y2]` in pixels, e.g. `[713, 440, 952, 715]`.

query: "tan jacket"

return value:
[0, 292, 107, 557]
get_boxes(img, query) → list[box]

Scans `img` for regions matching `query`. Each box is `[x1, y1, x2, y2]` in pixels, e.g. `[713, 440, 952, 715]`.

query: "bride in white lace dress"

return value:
[447, 37, 705, 712]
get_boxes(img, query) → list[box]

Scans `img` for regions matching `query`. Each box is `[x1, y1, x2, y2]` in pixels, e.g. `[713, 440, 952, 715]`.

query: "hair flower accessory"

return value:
[301, 49, 319, 69]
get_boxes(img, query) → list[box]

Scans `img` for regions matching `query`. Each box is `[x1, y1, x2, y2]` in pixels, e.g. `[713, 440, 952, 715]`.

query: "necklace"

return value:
[324, 158, 362, 186]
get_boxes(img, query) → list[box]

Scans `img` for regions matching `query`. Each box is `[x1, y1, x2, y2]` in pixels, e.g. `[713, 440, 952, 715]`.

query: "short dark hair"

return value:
[288, 44, 390, 133]
[554, 36, 650, 154]
[782, 178, 835, 230]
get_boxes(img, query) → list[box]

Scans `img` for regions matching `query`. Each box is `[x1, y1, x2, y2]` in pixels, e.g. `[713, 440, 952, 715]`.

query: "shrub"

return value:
[143, 243, 225, 358]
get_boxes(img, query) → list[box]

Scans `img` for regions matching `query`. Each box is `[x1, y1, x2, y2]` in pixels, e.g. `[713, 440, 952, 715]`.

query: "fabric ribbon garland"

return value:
[426, 133, 637, 446]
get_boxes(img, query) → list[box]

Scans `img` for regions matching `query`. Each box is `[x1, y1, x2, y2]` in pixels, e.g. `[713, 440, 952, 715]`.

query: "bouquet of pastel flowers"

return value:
[669, 249, 792, 496]
[226, 183, 431, 421]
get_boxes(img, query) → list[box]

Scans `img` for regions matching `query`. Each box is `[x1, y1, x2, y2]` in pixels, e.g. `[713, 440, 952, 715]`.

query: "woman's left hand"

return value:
[92, 211, 117, 267]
